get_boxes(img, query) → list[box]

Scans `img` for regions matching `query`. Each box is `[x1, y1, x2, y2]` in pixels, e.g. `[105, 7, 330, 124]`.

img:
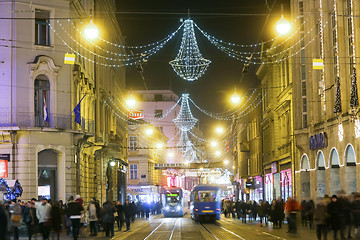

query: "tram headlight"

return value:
[177, 206, 181, 211]
[165, 206, 170, 211]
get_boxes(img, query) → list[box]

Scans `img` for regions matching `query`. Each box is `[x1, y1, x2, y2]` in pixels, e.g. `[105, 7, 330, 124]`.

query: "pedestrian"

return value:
[36, 198, 51, 240]
[328, 195, 342, 240]
[307, 200, 315, 230]
[235, 200, 241, 219]
[102, 201, 116, 237]
[10, 199, 22, 240]
[0, 202, 9, 240]
[123, 199, 132, 231]
[88, 197, 98, 236]
[351, 193, 360, 239]
[285, 197, 299, 233]
[241, 200, 247, 223]
[275, 198, 284, 229]
[50, 201, 62, 240]
[23, 201, 36, 240]
[66, 196, 84, 240]
[115, 201, 125, 231]
[314, 197, 328, 240]
[130, 201, 137, 221]
[257, 200, 265, 226]
[301, 200, 308, 227]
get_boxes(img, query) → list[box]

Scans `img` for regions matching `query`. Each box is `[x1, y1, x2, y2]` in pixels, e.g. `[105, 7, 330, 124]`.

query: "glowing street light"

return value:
[156, 142, 163, 149]
[215, 150, 221, 156]
[126, 96, 136, 108]
[145, 127, 154, 135]
[109, 161, 116, 167]
[84, 20, 99, 39]
[210, 141, 218, 147]
[216, 126, 224, 134]
[224, 159, 229, 165]
[276, 15, 291, 35]
[230, 92, 241, 104]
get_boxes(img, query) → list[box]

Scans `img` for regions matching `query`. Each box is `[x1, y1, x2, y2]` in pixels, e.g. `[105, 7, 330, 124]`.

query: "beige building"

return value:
[127, 122, 167, 203]
[291, 0, 360, 200]
[0, 0, 128, 204]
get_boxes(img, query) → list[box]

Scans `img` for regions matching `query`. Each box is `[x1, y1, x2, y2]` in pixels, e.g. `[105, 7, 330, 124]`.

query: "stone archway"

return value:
[300, 154, 310, 199]
[38, 149, 59, 200]
[345, 144, 356, 194]
[330, 148, 340, 195]
[317, 151, 326, 197]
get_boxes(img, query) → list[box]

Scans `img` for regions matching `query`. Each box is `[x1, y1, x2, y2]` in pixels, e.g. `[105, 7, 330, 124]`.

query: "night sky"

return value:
[116, 0, 290, 135]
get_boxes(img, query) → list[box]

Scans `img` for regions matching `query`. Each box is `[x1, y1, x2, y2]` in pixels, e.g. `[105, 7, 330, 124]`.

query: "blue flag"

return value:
[74, 103, 81, 125]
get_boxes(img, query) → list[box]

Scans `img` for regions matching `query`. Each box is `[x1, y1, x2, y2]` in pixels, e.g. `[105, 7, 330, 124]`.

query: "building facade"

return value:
[291, 0, 360, 200]
[0, 0, 128, 203]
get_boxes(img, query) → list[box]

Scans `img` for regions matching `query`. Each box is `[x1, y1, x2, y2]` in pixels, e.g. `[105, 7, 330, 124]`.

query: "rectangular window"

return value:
[129, 164, 138, 179]
[301, 65, 306, 80]
[302, 114, 308, 128]
[154, 109, 163, 118]
[302, 97, 307, 112]
[129, 136, 138, 151]
[35, 9, 50, 46]
[154, 94, 162, 101]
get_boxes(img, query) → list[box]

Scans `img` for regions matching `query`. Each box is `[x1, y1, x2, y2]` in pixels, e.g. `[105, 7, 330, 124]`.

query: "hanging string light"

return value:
[177, 131, 190, 152]
[334, 77, 342, 113]
[169, 19, 211, 81]
[183, 140, 199, 163]
[173, 93, 198, 131]
[350, 68, 359, 109]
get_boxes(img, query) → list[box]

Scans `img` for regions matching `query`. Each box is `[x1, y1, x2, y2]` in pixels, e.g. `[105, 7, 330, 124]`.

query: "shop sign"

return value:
[309, 132, 327, 150]
[0, 154, 10, 162]
[271, 162, 277, 173]
[0, 160, 8, 178]
[128, 111, 143, 120]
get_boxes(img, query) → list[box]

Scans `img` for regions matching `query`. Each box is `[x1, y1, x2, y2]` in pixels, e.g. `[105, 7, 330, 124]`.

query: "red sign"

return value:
[0, 160, 8, 178]
[128, 111, 143, 120]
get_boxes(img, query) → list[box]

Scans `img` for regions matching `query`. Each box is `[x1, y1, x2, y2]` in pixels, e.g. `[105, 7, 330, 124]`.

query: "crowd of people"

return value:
[0, 196, 163, 240]
[222, 191, 360, 240]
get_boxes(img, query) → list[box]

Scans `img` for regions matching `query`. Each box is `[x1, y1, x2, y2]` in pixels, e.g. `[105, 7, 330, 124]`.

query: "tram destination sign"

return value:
[309, 132, 327, 150]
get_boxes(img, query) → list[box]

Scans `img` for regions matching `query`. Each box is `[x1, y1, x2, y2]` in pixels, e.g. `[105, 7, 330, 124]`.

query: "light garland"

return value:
[173, 93, 198, 131]
[169, 19, 211, 81]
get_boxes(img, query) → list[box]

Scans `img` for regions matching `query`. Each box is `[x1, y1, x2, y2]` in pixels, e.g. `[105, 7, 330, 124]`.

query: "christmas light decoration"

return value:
[183, 141, 198, 163]
[333, 77, 342, 113]
[338, 123, 344, 142]
[355, 119, 360, 138]
[173, 94, 198, 131]
[177, 131, 190, 152]
[350, 68, 359, 109]
[169, 19, 211, 81]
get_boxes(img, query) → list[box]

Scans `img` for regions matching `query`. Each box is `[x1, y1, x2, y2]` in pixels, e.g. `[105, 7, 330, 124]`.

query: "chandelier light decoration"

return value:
[173, 94, 198, 131]
[169, 19, 211, 81]
[177, 131, 190, 152]
[183, 141, 199, 163]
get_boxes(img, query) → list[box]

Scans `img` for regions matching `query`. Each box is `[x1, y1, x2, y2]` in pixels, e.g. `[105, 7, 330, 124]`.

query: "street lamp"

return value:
[145, 127, 154, 136]
[109, 161, 116, 167]
[210, 141, 218, 147]
[224, 159, 229, 165]
[84, 20, 99, 39]
[230, 92, 241, 105]
[156, 142, 163, 149]
[126, 96, 136, 108]
[276, 15, 291, 35]
[215, 150, 221, 157]
[215, 126, 224, 134]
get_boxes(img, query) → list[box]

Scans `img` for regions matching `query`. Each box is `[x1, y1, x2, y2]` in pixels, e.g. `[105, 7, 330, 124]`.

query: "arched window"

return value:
[301, 155, 310, 170]
[317, 151, 325, 170]
[330, 148, 340, 167]
[345, 144, 356, 165]
[34, 75, 50, 127]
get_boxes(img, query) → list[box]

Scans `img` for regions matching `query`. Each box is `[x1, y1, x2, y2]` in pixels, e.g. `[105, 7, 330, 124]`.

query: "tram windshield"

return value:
[194, 190, 219, 202]
[166, 192, 180, 203]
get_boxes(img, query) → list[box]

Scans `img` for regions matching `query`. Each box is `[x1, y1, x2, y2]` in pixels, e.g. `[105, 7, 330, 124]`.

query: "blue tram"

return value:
[162, 187, 187, 217]
[190, 185, 221, 222]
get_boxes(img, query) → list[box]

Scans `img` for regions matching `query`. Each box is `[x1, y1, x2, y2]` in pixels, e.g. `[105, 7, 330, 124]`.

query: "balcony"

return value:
[0, 112, 94, 134]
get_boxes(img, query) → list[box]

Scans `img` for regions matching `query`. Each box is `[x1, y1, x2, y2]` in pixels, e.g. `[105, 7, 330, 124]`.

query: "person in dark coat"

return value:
[328, 195, 342, 240]
[257, 200, 266, 226]
[0, 203, 8, 240]
[307, 200, 315, 230]
[115, 201, 125, 231]
[314, 197, 328, 240]
[351, 193, 360, 239]
[102, 201, 116, 237]
[274, 198, 285, 229]
[50, 201, 62, 240]
[66, 196, 84, 240]
[301, 200, 308, 227]
[123, 200, 132, 231]
[235, 200, 241, 220]
[130, 201, 137, 221]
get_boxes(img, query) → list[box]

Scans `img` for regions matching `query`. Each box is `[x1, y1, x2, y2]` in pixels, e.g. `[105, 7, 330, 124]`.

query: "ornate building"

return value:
[0, 0, 128, 203]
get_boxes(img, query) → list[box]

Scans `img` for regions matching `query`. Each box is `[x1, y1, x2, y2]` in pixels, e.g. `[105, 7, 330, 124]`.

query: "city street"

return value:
[18, 214, 319, 240]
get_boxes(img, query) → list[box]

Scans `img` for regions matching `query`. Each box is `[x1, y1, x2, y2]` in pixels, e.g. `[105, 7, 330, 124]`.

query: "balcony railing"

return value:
[0, 112, 94, 133]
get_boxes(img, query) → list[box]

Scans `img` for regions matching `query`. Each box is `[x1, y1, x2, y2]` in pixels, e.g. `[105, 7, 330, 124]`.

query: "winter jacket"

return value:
[314, 202, 328, 225]
[36, 202, 51, 223]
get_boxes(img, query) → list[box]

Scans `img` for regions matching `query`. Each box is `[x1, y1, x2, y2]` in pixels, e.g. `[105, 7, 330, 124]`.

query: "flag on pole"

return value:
[74, 102, 81, 125]
[43, 92, 49, 122]
[72, 94, 87, 125]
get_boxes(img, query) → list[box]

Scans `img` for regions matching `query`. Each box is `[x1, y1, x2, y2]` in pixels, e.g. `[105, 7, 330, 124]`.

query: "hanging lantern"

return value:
[333, 76, 342, 113]
[169, 19, 211, 81]
[350, 68, 359, 109]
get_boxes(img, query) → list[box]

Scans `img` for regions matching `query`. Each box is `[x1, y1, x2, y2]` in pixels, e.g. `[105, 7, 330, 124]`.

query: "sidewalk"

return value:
[17, 215, 162, 240]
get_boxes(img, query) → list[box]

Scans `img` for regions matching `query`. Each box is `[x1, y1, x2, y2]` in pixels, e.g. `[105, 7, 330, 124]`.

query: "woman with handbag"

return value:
[10, 199, 22, 240]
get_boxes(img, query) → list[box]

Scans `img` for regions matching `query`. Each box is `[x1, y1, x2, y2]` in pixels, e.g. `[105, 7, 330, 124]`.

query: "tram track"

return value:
[143, 217, 179, 240]
[199, 221, 247, 240]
